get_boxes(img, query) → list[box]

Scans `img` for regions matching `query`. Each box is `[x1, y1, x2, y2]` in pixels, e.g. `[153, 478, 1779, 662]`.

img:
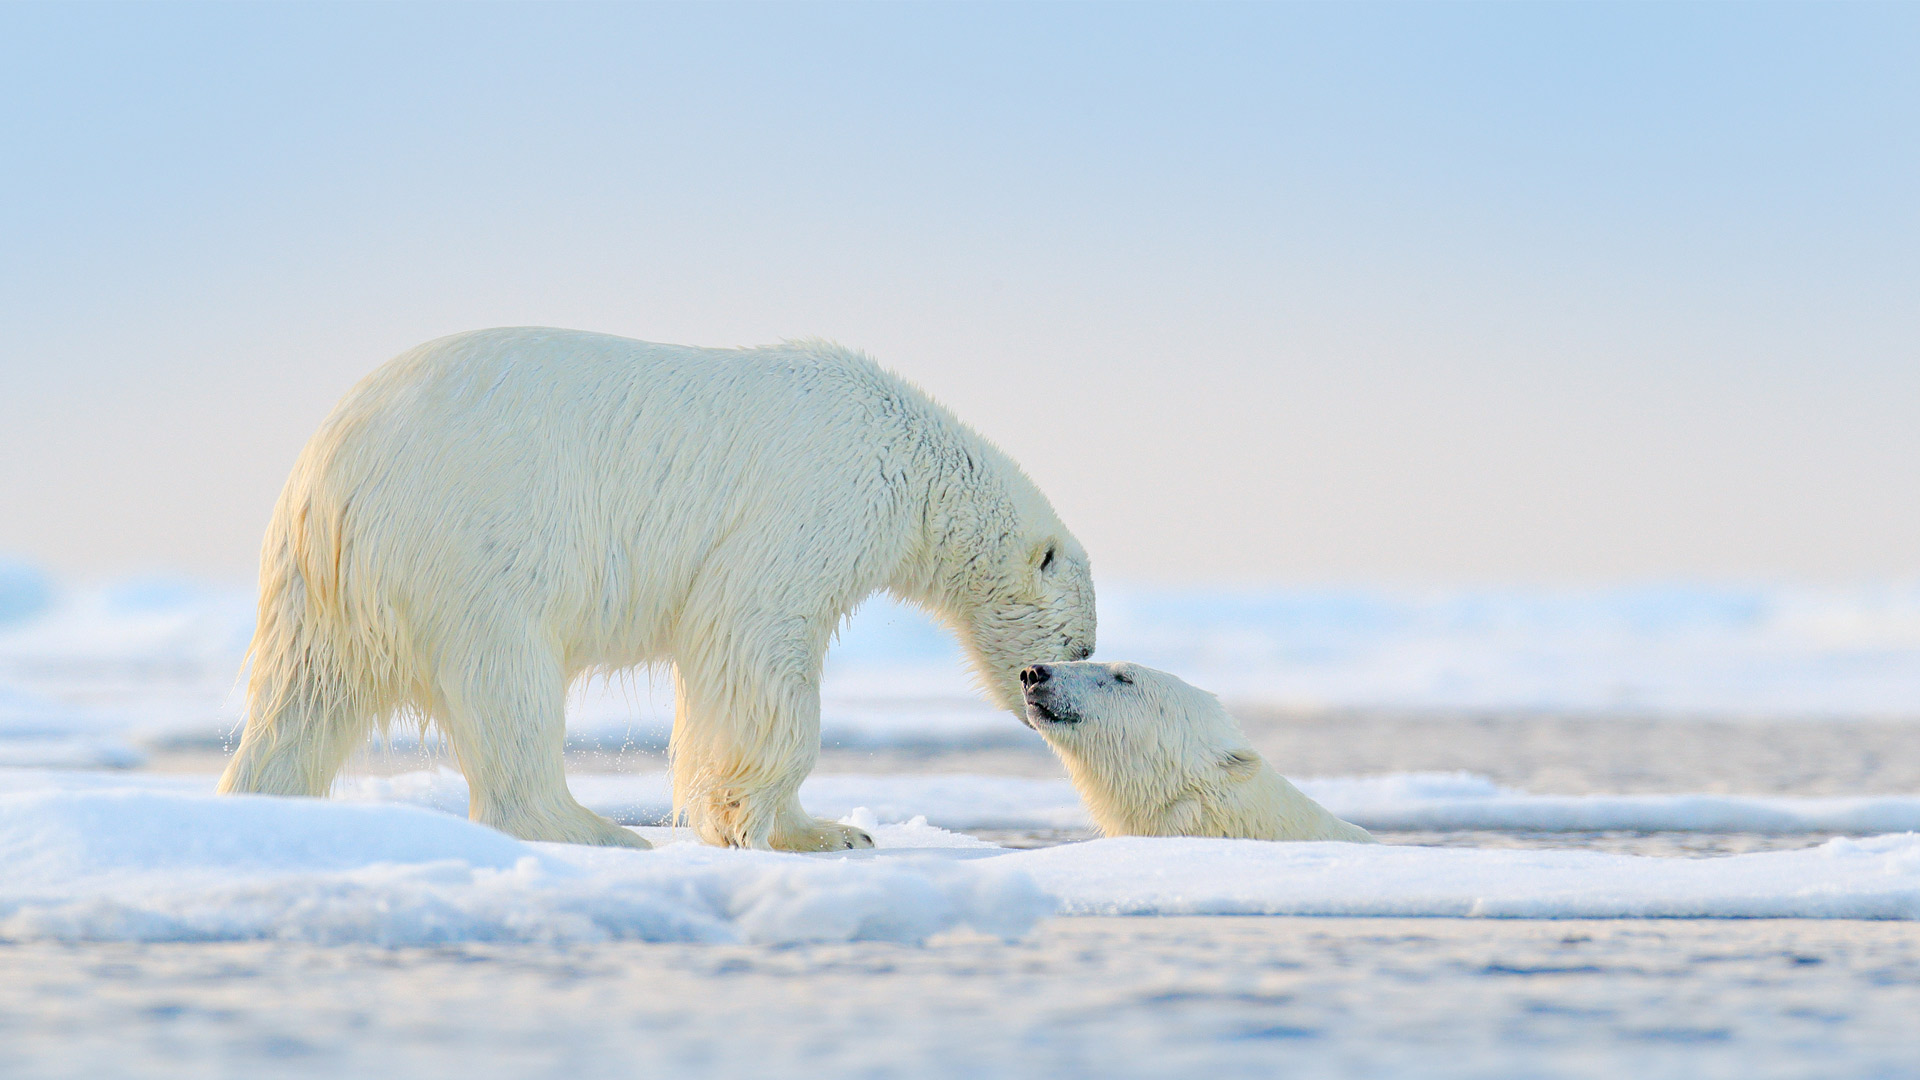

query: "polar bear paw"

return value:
[481, 805, 652, 849]
[550, 817, 652, 849]
[772, 816, 875, 852]
[593, 823, 655, 849]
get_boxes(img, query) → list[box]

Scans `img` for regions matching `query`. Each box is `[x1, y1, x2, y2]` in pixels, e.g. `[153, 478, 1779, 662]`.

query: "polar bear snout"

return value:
[1020, 665, 1081, 727]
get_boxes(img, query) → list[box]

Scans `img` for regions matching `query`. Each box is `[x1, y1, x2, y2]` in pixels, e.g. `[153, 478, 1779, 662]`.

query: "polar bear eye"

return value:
[1039, 544, 1056, 573]
[1112, 669, 1133, 685]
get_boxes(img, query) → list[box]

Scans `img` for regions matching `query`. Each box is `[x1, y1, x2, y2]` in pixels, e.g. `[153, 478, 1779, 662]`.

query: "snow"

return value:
[329, 767, 1920, 837]
[1, 790, 530, 883]
[3, 767, 1920, 947]
[1004, 834, 1920, 919]
[15, 764, 1920, 837]
[333, 769, 1096, 832]
[0, 789, 1047, 947]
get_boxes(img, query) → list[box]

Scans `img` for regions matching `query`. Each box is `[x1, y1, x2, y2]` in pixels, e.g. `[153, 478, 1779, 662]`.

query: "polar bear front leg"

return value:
[669, 654, 873, 851]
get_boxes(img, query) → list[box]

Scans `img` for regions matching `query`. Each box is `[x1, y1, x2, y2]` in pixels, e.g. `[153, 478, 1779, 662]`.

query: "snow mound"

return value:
[1004, 834, 1920, 919]
[0, 791, 532, 884]
[0, 791, 1049, 946]
[840, 808, 1006, 850]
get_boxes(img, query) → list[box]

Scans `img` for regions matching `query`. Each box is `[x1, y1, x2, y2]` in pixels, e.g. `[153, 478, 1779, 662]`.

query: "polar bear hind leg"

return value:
[219, 580, 381, 798]
[434, 626, 649, 849]
[218, 654, 373, 798]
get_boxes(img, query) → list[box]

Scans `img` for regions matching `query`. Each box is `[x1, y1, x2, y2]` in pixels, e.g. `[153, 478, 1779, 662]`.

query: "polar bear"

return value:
[217, 328, 1096, 851]
[1019, 661, 1373, 843]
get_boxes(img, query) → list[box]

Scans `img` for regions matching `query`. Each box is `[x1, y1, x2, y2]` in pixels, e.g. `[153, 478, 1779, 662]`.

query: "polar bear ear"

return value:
[1219, 749, 1262, 781]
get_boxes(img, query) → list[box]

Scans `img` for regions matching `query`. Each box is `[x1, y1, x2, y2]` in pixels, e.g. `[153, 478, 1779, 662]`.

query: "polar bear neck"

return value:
[1053, 745, 1208, 838]
[857, 379, 1091, 717]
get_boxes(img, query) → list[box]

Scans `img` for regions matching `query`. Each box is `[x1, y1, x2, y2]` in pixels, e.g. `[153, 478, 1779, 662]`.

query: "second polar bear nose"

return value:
[1020, 664, 1050, 689]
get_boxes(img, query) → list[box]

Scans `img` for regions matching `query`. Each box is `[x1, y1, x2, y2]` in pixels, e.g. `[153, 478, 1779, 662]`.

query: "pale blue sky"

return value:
[2, 3, 1917, 583]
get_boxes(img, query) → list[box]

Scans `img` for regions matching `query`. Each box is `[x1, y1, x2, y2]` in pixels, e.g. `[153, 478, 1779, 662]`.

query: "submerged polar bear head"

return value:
[1018, 661, 1374, 844]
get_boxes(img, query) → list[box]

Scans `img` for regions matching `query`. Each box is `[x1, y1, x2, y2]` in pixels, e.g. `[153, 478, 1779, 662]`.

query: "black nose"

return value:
[1020, 664, 1049, 689]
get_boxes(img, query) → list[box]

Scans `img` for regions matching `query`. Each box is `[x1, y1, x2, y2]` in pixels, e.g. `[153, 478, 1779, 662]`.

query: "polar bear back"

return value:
[278, 328, 950, 667]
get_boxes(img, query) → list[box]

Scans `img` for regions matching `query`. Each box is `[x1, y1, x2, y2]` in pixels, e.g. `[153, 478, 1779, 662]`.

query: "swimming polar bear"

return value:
[1019, 662, 1373, 843]
[218, 328, 1096, 851]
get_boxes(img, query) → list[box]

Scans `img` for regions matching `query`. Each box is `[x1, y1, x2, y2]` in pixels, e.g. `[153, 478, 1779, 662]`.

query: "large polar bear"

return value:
[218, 328, 1096, 851]
[1019, 661, 1373, 843]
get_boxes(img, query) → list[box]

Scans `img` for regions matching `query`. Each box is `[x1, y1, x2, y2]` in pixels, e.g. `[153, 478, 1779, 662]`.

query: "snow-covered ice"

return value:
[1009, 834, 1920, 919]
[0, 788, 1047, 947]
[335, 768, 1098, 833]
[3, 767, 1919, 949]
[333, 767, 1920, 836]
[15, 764, 1920, 838]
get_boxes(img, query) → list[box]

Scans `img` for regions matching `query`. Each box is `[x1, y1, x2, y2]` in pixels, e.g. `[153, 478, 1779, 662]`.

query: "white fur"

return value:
[218, 328, 1096, 850]
[1021, 662, 1373, 843]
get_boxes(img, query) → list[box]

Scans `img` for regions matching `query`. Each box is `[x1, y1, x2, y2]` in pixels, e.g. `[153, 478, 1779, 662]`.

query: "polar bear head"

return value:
[961, 529, 1096, 712]
[1016, 660, 1374, 843]
[924, 462, 1096, 715]
[1018, 660, 1246, 786]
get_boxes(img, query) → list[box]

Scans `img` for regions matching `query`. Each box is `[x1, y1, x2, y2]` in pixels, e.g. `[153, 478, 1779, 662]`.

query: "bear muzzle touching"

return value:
[1020, 661, 1374, 844]
[1018, 662, 1081, 728]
